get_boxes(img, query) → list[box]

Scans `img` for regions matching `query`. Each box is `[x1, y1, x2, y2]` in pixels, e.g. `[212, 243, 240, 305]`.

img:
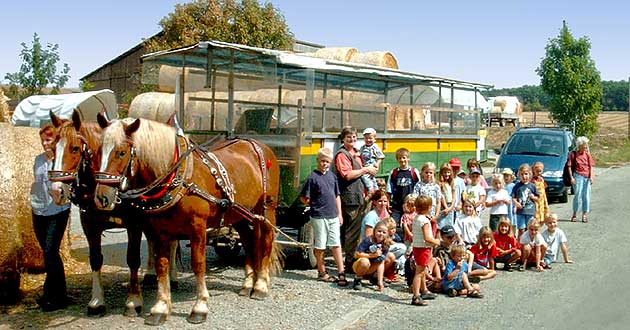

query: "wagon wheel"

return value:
[297, 221, 317, 269]
[213, 236, 243, 261]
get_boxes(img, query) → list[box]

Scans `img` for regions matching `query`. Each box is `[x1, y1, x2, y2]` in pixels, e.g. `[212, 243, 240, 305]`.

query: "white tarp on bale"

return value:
[11, 89, 118, 127]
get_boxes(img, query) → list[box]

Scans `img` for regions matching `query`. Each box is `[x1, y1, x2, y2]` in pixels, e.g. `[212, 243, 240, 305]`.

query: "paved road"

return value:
[1, 166, 628, 330]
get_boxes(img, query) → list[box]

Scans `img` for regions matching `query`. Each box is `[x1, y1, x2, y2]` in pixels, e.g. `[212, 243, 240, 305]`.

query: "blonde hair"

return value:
[527, 218, 540, 229]
[497, 216, 514, 236]
[491, 173, 504, 189]
[449, 244, 467, 258]
[518, 163, 532, 177]
[414, 194, 432, 215]
[475, 226, 495, 247]
[402, 194, 417, 213]
[317, 147, 333, 160]
[395, 148, 410, 160]
[545, 213, 558, 223]
[385, 217, 397, 231]
[372, 220, 393, 249]
[439, 163, 455, 191]
[460, 194, 478, 216]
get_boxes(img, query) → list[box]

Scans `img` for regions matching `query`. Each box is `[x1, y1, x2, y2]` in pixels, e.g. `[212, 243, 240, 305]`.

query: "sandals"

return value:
[570, 215, 577, 222]
[317, 271, 337, 283]
[447, 289, 458, 297]
[336, 273, 349, 287]
[411, 295, 428, 306]
[582, 214, 589, 223]
[468, 289, 483, 299]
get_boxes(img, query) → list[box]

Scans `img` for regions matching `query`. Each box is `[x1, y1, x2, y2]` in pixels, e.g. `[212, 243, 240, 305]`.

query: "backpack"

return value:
[391, 167, 419, 183]
[562, 151, 576, 187]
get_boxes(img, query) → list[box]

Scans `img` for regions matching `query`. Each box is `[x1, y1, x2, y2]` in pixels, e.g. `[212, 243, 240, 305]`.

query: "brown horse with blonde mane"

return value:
[49, 110, 178, 317]
[93, 114, 281, 326]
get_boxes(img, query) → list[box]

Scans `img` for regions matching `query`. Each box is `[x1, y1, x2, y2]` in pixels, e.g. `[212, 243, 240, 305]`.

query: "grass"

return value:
[590, 130, 630, 166]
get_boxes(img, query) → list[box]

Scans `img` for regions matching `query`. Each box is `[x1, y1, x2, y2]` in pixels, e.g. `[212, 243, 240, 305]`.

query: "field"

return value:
[486, 111, 630, 166]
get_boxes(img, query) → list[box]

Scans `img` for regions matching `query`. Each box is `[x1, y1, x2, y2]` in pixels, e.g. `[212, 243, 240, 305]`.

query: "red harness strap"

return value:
[139, 139, 180, 201]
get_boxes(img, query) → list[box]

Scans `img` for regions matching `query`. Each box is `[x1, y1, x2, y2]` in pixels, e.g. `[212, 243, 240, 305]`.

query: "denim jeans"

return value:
[32, 209, 70, 302]
[572, 173, 591, 213]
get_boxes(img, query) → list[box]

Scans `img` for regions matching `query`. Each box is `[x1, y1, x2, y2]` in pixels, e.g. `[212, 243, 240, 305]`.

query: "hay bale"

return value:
[312, 47, 359, 61]
[349, 51, 399, 69]
[493, 99, 507, 110]
[0, 123, 73, 274]
[129, 92, 177, 123]
[0, 90, 10, 122]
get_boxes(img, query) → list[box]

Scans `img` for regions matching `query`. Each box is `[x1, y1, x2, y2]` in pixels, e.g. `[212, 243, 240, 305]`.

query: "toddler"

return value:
[359, 127, 385, 193]
[541, 213, 573, 266]
[442, 244, 483, 298]
[485, 174, 511, 231]
[493, 216, 522, 271]
[410, 195, 441, 306]
[519, 219, 547, 272]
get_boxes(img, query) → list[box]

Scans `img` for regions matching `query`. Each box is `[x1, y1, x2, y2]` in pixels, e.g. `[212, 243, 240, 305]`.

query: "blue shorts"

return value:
[443, 271, 465, 291]
[516, 214, 534, 230]
[472, 262, 487, 271]
[543, 254, 554, 266]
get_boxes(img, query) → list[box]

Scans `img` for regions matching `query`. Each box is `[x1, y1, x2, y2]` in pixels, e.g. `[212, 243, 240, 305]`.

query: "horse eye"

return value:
[118, 151, 127, 158]
[72, 146, 80, 153]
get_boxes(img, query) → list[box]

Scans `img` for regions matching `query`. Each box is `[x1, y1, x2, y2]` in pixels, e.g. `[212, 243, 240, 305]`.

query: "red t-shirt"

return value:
[493, 232, 519, 254]
[470, 243, 498, 268]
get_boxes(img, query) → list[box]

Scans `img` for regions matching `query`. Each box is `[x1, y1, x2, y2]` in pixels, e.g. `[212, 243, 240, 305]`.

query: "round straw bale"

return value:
[129, 92, 177, 123]
[313, 47, 359, 62]
[0, 123, 73, 274]
[349, 51, 399, 69]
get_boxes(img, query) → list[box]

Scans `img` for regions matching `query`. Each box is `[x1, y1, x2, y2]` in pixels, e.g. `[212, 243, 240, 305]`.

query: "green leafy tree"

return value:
[536, 22, 602, 138]
[4, 33, 70, 98]
[145, 0, 294, 53]
[601, 80, 629, 111]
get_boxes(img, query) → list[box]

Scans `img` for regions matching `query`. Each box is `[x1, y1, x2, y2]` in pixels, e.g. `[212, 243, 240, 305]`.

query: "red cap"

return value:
[449, 158, 462, 167]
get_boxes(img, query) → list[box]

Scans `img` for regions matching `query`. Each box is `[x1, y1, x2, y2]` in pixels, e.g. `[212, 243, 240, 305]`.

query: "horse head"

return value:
[49, 110, 88, 182]
[94, 113, 142, 210]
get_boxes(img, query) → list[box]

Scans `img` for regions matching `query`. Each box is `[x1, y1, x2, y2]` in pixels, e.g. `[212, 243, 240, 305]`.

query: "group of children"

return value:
[300, 127, 574, 306]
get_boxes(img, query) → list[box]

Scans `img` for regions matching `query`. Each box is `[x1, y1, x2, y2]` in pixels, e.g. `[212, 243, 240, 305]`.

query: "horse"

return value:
[48, 110, 178, 317]
[93, 114, 282, 326]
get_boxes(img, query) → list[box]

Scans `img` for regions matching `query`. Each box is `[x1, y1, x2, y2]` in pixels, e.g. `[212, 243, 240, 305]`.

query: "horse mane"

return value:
[103, 118, 177, 177]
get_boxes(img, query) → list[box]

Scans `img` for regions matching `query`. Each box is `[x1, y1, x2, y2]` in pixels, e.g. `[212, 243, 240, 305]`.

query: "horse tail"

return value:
[252, 215, 284, 276]
[268, 240, 284, 277]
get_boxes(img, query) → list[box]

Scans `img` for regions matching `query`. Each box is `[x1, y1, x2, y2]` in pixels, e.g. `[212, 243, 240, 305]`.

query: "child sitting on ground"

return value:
[442, 244, 483, 298]
[359, 127, 385, 193]
[410, 195, 441, 306]
[468, 226, 498, 281]
[541, 213, 574, 266]
[519, 218, 547, 272]
[493, 216, 522, 271]
[353, 220, 396, 291]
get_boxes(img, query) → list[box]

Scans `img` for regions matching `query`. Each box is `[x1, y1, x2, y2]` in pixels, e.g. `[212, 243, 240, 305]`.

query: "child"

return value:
[453, 197, 482, 248]
[438, 163, 456, 230]
[463, 168, 486, 215]
[353, 220, 395, 291]
[387, 148, 421, 224]
[541, 213, 574, 266]
[401, 194, 417, 247]
[410, 195, 441, 306]
[466, 158, 489, 188]
[532, 162, 549, 226]
[386, 217, 407, 279]
[493, 216, 522, 271]
[485, 174, 511, 232]
[359, 127, 385, 193]
[468, 227, 498, 280]
[511, 163, 540, 240]
[519, 219, 547, 272]
[442, 244, 483, 298]
[502, 169, 517, 233]
[300, 147, 348, 286]
[412, 162, 443, 222]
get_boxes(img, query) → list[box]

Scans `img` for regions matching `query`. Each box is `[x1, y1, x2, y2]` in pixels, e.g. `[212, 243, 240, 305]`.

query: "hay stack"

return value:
[129, 92, 178, 123]
[0, 90, 10, 122]
[312, 47, 359, 62]
[349, 51, 399, 69]
[0, 123, 73, 274]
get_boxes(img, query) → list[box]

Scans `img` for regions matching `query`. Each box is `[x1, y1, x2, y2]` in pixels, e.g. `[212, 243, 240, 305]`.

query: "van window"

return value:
[505, 133, 563, 156]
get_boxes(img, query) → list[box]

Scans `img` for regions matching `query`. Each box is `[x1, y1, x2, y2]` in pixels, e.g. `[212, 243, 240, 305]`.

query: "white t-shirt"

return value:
[412, 214, 433, 248]
[453, 215, 482, 245]
[465, 183, 487, 214]
[520, 231, 547, 247]
[487, 188, 510, 215]
[542, 228, 568, 262]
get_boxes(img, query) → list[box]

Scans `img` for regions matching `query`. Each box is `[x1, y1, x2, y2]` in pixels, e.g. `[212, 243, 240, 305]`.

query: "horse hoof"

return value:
[124, 305, 143, 317]
[170, 281, 179, 290]
[186, 312, 207, 324]
[87, 305, 107, 317]
[250, 290, 269, 301]
[142, 274, 158, 286]
[145, 313, 168, 326]
[238, 288, 251, 297]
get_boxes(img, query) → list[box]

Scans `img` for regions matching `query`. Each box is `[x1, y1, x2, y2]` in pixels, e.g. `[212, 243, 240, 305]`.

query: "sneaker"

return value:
[352, 278, 363, 291]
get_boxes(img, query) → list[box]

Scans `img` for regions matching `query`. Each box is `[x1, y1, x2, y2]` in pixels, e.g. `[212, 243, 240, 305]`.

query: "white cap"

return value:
[362, 127, 376, 135]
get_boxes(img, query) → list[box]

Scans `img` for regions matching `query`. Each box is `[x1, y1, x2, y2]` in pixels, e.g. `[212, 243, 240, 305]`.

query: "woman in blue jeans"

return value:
[31, 124, 71, 311]
[567, 136, 595, 223]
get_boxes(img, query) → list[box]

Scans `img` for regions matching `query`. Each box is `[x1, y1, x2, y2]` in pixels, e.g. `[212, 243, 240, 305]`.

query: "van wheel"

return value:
[559, 189, 568, 203]
[298, 221, 317, 269]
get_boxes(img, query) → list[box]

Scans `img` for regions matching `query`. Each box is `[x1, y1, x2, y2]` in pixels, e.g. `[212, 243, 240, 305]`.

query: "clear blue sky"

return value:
[1, 0, 628, 89]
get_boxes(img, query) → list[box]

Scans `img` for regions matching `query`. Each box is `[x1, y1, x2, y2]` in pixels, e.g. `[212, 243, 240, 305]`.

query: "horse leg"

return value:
[186, 221, 209, 324]
[169, 241, 179, 290]
[82, 214, 107, 317]
[234, 221, 256, 297]
[143, 235, 157, 286]
[145, 235, 172, 326]
[124, 225, 143, 317]
[251, 220, 276, 300]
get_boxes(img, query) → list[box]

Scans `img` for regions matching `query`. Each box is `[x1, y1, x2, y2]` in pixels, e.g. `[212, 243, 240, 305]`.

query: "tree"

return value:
[601, 80, 629, 111]
[536, 22, 602, 138]
[4, 33, 70, 99]
[144, 0, 294, 53]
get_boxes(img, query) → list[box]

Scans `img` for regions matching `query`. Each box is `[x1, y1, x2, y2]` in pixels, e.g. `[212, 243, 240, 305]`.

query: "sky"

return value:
[1, 0, 629, 90]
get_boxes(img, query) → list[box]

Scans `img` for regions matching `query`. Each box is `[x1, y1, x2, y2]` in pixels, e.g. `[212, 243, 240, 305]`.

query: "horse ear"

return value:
[72, 109, 82, 131]
[97, 112, 109, 129]
[125, 119, 141, 137]
[50, 111, 63, 128]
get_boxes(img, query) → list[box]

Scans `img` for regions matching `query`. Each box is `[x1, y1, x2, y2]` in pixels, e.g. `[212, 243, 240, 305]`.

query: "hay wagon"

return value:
[137, 40, 491, 267]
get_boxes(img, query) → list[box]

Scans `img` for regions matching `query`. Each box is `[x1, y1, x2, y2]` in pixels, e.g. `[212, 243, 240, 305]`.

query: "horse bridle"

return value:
[94, 138, 136, 192]
[48, 121, 92, 183]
